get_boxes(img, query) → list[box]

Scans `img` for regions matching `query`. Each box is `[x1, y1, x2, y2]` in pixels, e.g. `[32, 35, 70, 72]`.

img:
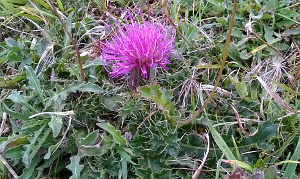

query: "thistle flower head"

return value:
[101, 10, 175, 89]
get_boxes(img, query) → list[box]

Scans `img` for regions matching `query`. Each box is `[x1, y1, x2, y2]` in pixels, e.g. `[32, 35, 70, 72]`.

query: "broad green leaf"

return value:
[275, 12, 300, 25]
[265, 0, 276, 11]
[66, 156, 84, 179]
[161, 89, 173, 103]
[49, 82, 102, 104]
[19, 156, 41, 179]
[228, 43, 243, 65]
[78, 145, 112, 157]
[63, 12, 73, 48]
[120, 157, 127, 179]
[97, 123, 126, 146]
[8, 92, 39, 113]
[78, 130, 99, 146]
[2, 145, 24, 164]
[44, 143, 59, 159]
[0, 135, 29, 153]
[264, 166, 278, 179]
[98, 94, 118, 111]
[31, 0, 51, 9]
[260, 127, 300, 167]
[25, 66, 43, 101]
[230, 76, 248, 97]
[138, 86, 156, 98]
[240, 122, 278, 151]
[22, 126, 49, 167]
[264, 26, 275, 42]
[1, 102, 29, 121]
[118, 148, 136, 165]
[78, 82, 102, 93]
[48, 116, 63, 138]
[6, 46, 22, 62]
[0, 74, 25, 87]
[92, 0, 106, 9]
[21, 119, 49, 130]
[277, 0, 291, 8]
[49, 82, 85, 102]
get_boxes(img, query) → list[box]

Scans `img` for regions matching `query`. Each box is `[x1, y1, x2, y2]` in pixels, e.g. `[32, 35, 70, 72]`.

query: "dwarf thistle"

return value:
[101, 10, 175, 91]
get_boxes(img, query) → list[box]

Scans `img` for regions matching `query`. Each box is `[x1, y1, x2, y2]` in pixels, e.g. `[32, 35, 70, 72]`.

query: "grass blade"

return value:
[282, 137, 300, 178]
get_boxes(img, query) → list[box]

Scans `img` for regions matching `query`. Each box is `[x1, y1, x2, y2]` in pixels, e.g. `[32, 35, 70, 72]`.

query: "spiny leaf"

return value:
[66, 156, 84, 179]
[78, 82, 102, 93]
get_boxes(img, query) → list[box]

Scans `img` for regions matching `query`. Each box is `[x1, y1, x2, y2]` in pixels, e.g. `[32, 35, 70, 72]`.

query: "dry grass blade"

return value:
[28, 0, 47, 24]
[201, 84, 230, 97]
[0, 154, 18, 179]
[257, 76, 297, 113]
[0, 112, 7, 137]
[230, 104, 249, 137]
[192, 132, 210, 179]
[230, 104, 261, 137]
[29, 111, 75, 118]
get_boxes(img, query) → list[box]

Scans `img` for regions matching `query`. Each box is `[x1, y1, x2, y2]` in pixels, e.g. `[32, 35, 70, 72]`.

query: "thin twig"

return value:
[0, 154, 19, 179]
[177, 0, 238, 125]
[137, 111, 157, 129]
[257, 76, 298, 113]
[147, 0, 150, 21]
[45, 0, 85, 81]
[250, 32, 283, 56]
[192, 132, 210, 179]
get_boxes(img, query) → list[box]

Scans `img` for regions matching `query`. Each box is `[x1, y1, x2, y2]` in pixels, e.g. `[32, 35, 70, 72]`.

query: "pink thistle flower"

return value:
[101, 10, 175, 90]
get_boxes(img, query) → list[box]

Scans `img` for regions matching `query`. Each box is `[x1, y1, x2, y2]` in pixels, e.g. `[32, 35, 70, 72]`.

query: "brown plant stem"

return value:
[46, 0, 85, 81]
[248, 32, 283, 56]
[147, 0, 151, 21]
[176, 0, 238, 125]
